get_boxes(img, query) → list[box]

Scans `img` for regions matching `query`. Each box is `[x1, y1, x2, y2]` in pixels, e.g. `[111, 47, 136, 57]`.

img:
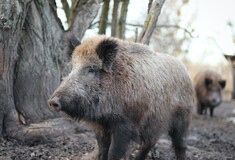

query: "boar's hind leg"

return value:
[96, 130, 111, 160]
[169, 108, 189, 160]
[169, 128, 187, 160]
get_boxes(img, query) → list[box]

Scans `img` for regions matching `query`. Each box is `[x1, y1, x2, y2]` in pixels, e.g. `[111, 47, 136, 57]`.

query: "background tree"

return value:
[152, 0, 195, 55]
[95, 0, 166, 42]
[112, 0, 194, 54]
[224, 21, 235, 99]
[117, 0, 129, 39]
[137, 0, 165, 45]
[94, 0, 192, 52]
[0, 0, 99, 140]
[111, 0, 120, 37]
[97, 0, 130, 39]
[98, 0, 110, 34]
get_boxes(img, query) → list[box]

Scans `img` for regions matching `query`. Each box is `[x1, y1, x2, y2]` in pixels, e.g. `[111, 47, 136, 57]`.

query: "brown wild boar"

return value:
[48, 35, 194, 160]
[194, 70, 226, 117]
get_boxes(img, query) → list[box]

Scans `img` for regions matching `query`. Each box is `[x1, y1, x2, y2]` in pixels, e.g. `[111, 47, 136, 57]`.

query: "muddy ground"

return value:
[1, 102, 235, 160]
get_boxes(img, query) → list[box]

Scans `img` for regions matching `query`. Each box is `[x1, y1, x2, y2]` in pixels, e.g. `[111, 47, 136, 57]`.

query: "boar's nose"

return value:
[211, 98, 220, 106]
[212, 99, 217, 103]
[48, 97, 61, 112]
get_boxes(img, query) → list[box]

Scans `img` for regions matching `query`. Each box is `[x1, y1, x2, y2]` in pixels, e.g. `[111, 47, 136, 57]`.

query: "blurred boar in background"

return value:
[194, 70, 226, 117]
[48, 35, 194, 160]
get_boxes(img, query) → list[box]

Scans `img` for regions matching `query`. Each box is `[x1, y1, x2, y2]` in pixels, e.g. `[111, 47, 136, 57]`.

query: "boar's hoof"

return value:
[48, 97, 61, 112]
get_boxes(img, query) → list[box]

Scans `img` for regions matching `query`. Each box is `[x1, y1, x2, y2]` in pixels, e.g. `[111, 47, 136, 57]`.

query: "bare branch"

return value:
[157, 24, 196, 38]
[137, 0, 165, 45]
[148, 0, 153, 13]
[61, 0, 70, 22]
[90, 21, 195, 39]
[126, 23, 143, 28]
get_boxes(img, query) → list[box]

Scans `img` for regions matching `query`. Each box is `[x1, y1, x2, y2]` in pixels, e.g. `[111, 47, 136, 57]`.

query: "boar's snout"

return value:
[48, 96, 61, 112]
[210, 97, 221, 106]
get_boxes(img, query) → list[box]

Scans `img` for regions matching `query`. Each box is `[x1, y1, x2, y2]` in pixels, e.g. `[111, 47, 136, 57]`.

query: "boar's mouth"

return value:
[209, 100, 221, 107]
[64, 112, 82, 121]
[48, 96, 86, 121]
[60, 102, 85, 121]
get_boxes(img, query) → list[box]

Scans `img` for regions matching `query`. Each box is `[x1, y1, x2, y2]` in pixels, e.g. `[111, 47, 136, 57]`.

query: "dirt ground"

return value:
[0, 102, 235, 160]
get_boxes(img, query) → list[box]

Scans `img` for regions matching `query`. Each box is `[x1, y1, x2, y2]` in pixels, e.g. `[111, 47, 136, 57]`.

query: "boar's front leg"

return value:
[209, 106, 214, 117]
[96, 129, 111, 160]
[134, 142, 155, 160]
[108, 123, 134, 160]
[197, 102, 203, 115]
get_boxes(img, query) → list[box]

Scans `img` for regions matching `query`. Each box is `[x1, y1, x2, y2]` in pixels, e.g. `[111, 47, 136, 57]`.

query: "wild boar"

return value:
[48, 35, 194, 160]
[194, 70, 226, 117]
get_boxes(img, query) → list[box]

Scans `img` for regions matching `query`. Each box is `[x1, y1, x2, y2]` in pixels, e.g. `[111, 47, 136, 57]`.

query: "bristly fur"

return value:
[66, 35, 81, 58]
[96, 38, 118, 72]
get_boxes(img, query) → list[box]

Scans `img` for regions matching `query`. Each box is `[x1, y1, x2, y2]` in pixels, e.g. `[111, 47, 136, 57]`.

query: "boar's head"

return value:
[204, 77, 226, 107]
[48, 35, 118, 120]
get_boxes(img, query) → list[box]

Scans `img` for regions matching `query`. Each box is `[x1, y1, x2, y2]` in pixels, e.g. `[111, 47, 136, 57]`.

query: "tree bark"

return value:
[0, 0, 33, 137]
[13, 0, 64, 125]
[0, 0, 99, 141]
[137, 0, 165, 45]
[111, 0, 120, 37]
[117, 0, 129, 39]
[98, 0, 110, 35]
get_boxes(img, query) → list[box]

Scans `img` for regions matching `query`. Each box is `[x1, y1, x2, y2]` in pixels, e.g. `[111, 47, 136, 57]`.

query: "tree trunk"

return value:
[13, 0, 65, 125]
[0, 0, 33, 137]
[224, 55, 235, 99]
[137, 0, 165, 45]
[98, 0, 110, 35]
[0, 0, 99, 141]
[69, 0, 99, 40]
[117, 0, 129, 39]
[111, 0, 120, 37]
[232, 65, 235, 99]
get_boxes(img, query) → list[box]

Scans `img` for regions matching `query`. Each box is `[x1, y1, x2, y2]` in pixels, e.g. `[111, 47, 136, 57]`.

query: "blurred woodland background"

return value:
[0, 0, 235, 142]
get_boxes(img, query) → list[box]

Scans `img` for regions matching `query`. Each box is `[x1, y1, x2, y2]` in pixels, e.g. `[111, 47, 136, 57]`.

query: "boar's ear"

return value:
[96, 38, 118, 72]
[66, 35, 81, 58]
[205, 78, 213, 87]
[219, 80, 226, 89]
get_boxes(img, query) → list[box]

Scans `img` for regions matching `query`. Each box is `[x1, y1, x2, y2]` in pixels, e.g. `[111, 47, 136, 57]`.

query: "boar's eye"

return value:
[82, 65, 100, 75]
[88, 68, 96, 73]
[205, 78, 213, 87]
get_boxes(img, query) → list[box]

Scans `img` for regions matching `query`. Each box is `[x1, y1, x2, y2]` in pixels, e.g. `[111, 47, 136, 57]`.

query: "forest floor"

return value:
[0, 102, 235, 160]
